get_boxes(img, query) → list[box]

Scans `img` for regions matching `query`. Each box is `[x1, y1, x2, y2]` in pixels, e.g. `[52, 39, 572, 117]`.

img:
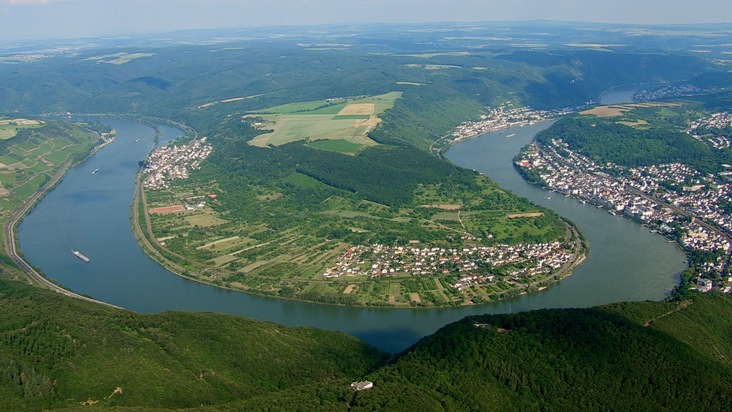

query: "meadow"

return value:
[0, 118, 44, 140]
[247, 92, 401, 154]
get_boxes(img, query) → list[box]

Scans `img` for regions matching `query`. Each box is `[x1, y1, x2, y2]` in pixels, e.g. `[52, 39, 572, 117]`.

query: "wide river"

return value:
[17, 113, 685, 353]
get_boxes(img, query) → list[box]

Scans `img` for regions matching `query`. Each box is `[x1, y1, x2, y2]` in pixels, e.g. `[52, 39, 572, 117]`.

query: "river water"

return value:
[17, 116, 686, 353]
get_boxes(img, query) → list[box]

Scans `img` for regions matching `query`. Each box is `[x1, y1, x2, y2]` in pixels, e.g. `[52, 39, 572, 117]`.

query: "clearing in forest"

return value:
[0, 118, 44, 140]
[246, 92, 402, 153]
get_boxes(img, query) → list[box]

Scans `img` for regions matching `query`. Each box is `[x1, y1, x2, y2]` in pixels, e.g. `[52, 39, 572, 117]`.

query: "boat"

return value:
[506, 133, 516, 138]
[72, 250, 90, 263]
[92, 168, 99, 174]
[135, 138, 141, 142]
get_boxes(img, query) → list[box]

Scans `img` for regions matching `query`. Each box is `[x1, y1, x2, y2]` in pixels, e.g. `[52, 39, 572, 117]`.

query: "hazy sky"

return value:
[1, 0, 731, 41]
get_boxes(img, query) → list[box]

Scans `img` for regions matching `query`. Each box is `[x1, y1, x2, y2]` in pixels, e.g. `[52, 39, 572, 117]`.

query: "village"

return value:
[322, 241, 575, 291]
[429, 103, 575, 156]
[515, 114, 732, 293]
[142, 137, 212, 190]
[447, 104, 573, 144]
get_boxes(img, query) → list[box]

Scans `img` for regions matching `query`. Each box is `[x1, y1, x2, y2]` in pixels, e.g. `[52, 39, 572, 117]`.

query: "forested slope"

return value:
[349, 294, 732, 411]
[3, 277, 732, 411]
[0, 279, 385, 411]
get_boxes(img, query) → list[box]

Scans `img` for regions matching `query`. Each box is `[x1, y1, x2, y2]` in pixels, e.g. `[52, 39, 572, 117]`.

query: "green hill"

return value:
[350, 294, 732, 411]
[0, 279, 385, 411]
[2, 277, 732, 411]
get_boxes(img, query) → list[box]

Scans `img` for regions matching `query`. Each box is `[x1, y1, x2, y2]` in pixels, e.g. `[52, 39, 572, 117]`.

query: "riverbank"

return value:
[1, 126, 119, 307]
[129, 117, 588, 308]
[17, 117, 685, 353]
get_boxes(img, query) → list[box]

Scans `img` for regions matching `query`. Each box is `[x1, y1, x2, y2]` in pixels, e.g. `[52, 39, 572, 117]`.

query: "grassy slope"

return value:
[0, 279, 386, 411]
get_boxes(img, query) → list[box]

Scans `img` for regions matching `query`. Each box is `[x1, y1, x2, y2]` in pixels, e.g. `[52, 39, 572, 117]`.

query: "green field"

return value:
[247, 92, 402, 153]
[0, 121, 100, 280]
[0, 118, 44, 140]
[305, 138, 364, 153]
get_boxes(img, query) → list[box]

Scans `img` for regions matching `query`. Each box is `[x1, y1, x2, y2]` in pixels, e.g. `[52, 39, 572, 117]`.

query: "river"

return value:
[17, 117, 686, 354]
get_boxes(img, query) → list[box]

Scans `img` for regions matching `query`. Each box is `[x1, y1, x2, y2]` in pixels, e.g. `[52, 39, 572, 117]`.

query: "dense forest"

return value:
[0, 279, 385, 411]
[1, 278, 731, 411]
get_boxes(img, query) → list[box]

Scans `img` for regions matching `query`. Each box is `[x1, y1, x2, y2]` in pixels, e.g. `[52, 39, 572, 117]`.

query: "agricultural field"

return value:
[83, 52, 156, 65]
[246, 92, 401, 154]
[0, 118, 44, 140]
[0, 121, 100, 275]
[142, 171, 578, 308]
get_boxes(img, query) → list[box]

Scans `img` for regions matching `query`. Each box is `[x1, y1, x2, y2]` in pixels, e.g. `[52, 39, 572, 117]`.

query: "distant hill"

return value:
[2, 278, 732, 411]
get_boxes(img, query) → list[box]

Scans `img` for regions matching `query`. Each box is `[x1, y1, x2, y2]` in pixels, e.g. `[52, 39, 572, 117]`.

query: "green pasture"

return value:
[0, 118, 44, 140]
[247, 92, 401, 150]
[252, 99, 347, 115]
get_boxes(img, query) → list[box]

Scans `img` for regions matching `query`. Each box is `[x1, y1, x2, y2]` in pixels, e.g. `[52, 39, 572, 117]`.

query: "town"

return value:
[515, 112, 732, 294]
[322, 241, 576, 291]
[430, 103, 574, 156]
[142, 137, 212, 190]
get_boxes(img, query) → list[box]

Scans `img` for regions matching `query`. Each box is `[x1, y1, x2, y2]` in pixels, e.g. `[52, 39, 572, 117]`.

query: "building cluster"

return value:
[633, 83, 702, 102]
[142, 138, 212, 190]
[516, 130, 732, 291]
[322, 241, 573, 289]
[687, 112, 732, 150]
[447, 104, 572, 144]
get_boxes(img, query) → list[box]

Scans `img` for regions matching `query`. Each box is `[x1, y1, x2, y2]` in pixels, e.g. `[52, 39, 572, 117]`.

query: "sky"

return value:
[1, 0, 731, 41]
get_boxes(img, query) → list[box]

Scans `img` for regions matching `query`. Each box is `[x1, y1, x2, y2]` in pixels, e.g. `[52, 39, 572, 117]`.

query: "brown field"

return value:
[507, 212, 544, 218]
[184, 213, 228, 228]
[351, 116, 381, 129]
[582, 102, 681, 118]
[0, 186, 8, 197]
[0, 118, 43, 126]
[420, 204, 462, 210]
[343, 284, 357, 294]
[580, 105, 631, 117]
[150, 205, 185, 214]
[337, 103, 375, 116]
[409, 293, 422, 303]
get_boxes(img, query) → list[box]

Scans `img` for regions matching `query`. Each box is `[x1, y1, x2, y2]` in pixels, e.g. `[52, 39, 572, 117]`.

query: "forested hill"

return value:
[3, 277, 732, 411]
[349, 294, 732, 411]
[0, 279, 385, 411]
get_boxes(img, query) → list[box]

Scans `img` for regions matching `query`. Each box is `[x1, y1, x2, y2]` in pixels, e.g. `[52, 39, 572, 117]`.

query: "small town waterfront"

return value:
[17, 117, 685, 353]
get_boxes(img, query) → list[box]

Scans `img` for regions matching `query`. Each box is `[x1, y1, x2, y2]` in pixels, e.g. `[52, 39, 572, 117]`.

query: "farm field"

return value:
[246, 92, 402, 153]
[142, 170, 579, 308]
[0, 121, 100, 276]
[0, 118, 44, 140]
